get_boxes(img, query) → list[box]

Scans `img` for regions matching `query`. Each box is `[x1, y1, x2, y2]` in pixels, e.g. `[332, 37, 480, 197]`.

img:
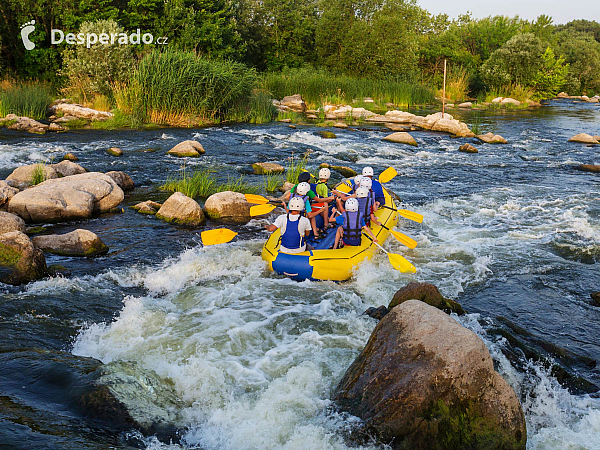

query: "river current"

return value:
[0, 100, 599, 449]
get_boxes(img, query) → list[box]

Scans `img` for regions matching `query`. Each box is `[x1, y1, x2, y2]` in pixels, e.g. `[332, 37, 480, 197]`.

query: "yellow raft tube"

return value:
[261, 183, 399, 281]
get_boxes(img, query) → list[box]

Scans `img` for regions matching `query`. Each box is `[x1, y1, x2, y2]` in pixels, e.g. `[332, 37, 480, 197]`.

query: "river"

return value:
[0, 100, 599, 449]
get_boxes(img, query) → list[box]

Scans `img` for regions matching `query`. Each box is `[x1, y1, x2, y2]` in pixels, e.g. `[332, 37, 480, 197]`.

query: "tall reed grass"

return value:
[0, 82, 52, 120]
[285, 152, 310, 183]
[160, 168, 258, 198]
[438, 66, 470, 102]
[261, 67, 434, 108]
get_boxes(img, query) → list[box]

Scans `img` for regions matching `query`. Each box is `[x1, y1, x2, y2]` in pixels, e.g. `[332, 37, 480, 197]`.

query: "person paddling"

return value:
[311, 167, 336, 230]
[356, 186, 381, 227]
[333, 198, 377, 249]
[283, 180, 332, 238]
[362, 167, 385, 208]
[265, 197, 313, 254]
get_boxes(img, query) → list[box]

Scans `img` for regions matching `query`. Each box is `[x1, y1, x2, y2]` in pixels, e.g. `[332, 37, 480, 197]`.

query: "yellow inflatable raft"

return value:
[261, 183, 399, 281]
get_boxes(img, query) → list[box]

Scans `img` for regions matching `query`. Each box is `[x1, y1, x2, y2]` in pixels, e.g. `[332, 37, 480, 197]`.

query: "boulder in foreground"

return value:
[203, 191, 251, 224]
[33, 229, 108, 256]
[0, 212, 26, 234]
[334, 300, 526, 450]
[156, 192, 205, 226]
[0, 231, 46, 285]
[6, 163, 59, 186]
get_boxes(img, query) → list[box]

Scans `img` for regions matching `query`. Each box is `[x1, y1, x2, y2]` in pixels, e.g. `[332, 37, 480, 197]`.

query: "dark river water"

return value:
[0, 100, 599, 449]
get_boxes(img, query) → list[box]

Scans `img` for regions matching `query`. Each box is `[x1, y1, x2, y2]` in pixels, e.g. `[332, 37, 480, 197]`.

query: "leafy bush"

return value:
[532, 47, 569, 99]
[0, 82, 52, 119]
[61, 20, 135, 102]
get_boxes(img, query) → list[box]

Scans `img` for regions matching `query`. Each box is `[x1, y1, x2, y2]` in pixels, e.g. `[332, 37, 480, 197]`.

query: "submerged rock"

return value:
[382, 132, 417, 147]
[51, 160, 86, 177]
[591, 292, 600, 307]
[203, 191, 251, 224]
[156, 192, 205, 226]
[334, 300, 527, 450]
[568, 133, 599, 144]
[252, 162, 285, 175]
[132, 200, 162, 214]
[8, 172, 124, 223]
[32, 229, 108, 256]
[6, 163, 59, 186]
[459, 143, 479, 154]
[167, 140, 205, 157]
[105, 171, 135, 191]
[63, 152, 79, 161]
[317, 130, 337, 139]
[389, 281, 465, 315]
[0, 231, 46, 285]
[106, 147, 123, 157]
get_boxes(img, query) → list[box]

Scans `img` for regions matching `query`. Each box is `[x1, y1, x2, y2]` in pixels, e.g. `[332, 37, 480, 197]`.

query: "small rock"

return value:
[52, 160, 86, 177]
[382, 132, 418, 146]
[288, 125, 296, 129]
[48, 123, 65, 132]
[458, 102, 473, 108]
[0, 211, 26, 234]
[106, 147, 123, 157]
[459, 143, 478, 154]
[156, 192, 205, 227]
[279, 181, 295, 192]
[132, 200, 162, 214]
[0, 181, 19, 208]
[6, 164, 59, 186]
[568, 133, 599, 144]
[47, 264, 71, 277]
[203, 191, 251, 224]
[385, 123, 413, 132]
[105, 171, 135, 192]
[50, 103, 113, 121]
[252, 162, 285, 175]
[7, 116, 49, 134]
[477, 132, 508, 144]
[63, 153, 79, 162]
[557, 92, 569, 98]
[576, 164, 600, 173]
[526, 99, 542, 107]
[591, 292, 600, 307]
[363, 305, 388, 320]
[319, 163, 357, 178]
[167, 140, 205, 158]
[307, 114, 318, 119]
[333, 122, 348, 129]
[279, 94, 306, 112]
[0, 231, 46, 285]
[389, 281, 465, 315]
[492, 97, 504, 103]
[32, 229, 108, 257]
[501, 97, 521, 106]
[279, 118, 292, 123]
[317, 131, 336, 139]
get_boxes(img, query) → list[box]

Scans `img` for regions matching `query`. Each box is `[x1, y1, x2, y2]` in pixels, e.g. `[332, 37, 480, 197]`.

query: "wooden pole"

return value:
[442, 59, 447, 119]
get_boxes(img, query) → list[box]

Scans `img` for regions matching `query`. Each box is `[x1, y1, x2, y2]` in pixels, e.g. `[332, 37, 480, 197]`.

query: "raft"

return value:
[261, 182, 399, 281]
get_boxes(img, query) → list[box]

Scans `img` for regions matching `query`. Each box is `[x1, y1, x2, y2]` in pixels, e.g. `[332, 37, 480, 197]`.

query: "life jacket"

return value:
[280, 214, 303, 250]
[289, 191, 309, 213]
[343, 211, 362, 246]
[315, 180, 329, 198]
[357, 195, 373, 225]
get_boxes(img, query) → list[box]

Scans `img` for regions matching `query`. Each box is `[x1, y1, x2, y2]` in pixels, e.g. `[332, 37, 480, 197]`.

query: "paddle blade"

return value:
[244, 193, 270, 204]
[379, 167, 398, 183]
[398, 209, 423, 223]
[387, 253, 417, 273]
[390, 230, 417, 249]
[250, 204, 277, 216]
[201, 228, 238, 246]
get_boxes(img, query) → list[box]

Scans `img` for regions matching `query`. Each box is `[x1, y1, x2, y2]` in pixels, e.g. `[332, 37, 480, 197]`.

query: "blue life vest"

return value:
[343, 211, 362, 246]
[357, 196, 372, 225]
[289, 192, 310, 212]
[371, 179, 385, 205]
[280, 214, 303, 249]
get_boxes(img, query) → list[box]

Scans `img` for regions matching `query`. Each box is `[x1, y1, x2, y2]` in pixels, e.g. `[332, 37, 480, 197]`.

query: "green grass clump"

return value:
[248, 89, 277, 124]
[30, 163, 46, 186]
[263, 173, 284, 193]
[160, 169, 258, 198]
[91, 109, 145, 130]
[285, 152, 310, 184]
[0, 82, 52, 120]
[261, 67, 434, 109]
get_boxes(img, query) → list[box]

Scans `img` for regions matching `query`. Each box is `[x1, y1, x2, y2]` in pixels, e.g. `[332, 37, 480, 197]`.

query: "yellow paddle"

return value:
[380, 205, 424, 223]
[250, 204, 277, 216]
[364, 234, 416, 273]
[379, 224, 417, 249]
[245, 193, 281, 205]
[201, 227, 265, 246]
[378, 167, 398, 183]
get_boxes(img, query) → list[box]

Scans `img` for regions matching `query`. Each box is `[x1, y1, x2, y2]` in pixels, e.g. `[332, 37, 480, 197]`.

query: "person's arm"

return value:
[370, 213, 381, 226]
[265, 224, 278, 232]
[363, 225, 378, 243]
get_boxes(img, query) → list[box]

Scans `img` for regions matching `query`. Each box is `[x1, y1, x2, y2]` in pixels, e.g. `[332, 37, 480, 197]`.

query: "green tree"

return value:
[480, 33, 544, 88]
[532, 47, 568, 99]
[555, 30, 600, 94]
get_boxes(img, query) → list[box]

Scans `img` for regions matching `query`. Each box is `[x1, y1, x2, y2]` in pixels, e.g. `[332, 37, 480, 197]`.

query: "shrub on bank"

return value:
[0, 81, 52, 120]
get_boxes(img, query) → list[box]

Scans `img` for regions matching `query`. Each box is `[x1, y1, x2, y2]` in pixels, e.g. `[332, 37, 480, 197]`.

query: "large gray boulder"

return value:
[156, 192, 205, 226]
[32, 229, 108, 256]
[8, 172, 124, 223]
[167, 140, 205, 157]
[0, 181, 19, 209]
[0, 231, 46, 285]
[7, 116, 49, 134]
[105, 171, 134, 192]
[0, 211, 26, 234]
[203, 191, 251, 224]
[279, 94, 307, 112]
[6, 164, 59, 186]
[50, 103, 113, 121]
[334, 300, 526, 449]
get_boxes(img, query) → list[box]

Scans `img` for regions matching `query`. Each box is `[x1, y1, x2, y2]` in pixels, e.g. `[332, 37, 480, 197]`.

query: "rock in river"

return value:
[568, 133, 599, 145]
[576, 164, 600, 173]
[0, 211, 26, 234]
[106, 147, 123, 157]
[0, 231, 47, 285]
[105, 171, 135, 191]
[477, 132, 508, 144]
[33, 229, 108, 257]
[389, 281, 465, 315]
[0, 181, 19, 209]
[51, 160, 86, 177]
[459, 143, 479, 154]
[6, 163, 59, 186]
[334, 300, 527, 450]
[252, 162, 285, 175]
[382, 132, 418, 147]
[167, 140, 205, 157]
[132, 200, 162, 215]
[8, 172, 124, 223]
[156, 192, 205, 226]
[203, 191, 251, 224]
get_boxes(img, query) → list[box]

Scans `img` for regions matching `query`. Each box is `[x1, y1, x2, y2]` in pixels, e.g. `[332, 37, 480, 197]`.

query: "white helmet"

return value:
[288, 197, 305, 211]
[362, 166, 374, 177]
[353, 175, 364, 186]
[356, 186, 370, 198]
[360, 177, 372, 189]
[345, 198, 359, 212]
[318, 167, 331, 180]
[296, 182, 311, 195]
